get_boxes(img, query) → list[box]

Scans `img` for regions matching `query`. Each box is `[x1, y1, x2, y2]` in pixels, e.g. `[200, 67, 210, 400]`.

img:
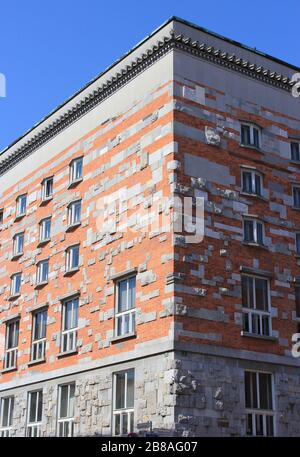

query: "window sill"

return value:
[39, 197, 53, 206]
[28, 358, 46, 366]
[63, 268, 79, 277]
[37, 239, 51, 248]
[291, 207, 300, 212]
[67, 178, 83, 189]
[290, 160, 300, 166]
[11, 253, 23, 261]
[34, 281, 48, 290]
[239, 144, 262, 153]
[241, 331, 278, 342]
[242, 242, 268, 250]
[111, 332, 137, 344]
[66, 222, 81, 232]
[14, 214, 26, 222]
[8, 294, 21, 301]
[1, 366, 17, 374]
[240, 192, 267, 201]
[57, 349, 78, 359]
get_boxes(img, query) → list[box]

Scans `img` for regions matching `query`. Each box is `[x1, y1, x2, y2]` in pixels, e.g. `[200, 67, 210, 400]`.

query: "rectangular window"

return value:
[31, 308, 47, 362]
[245, 371, 274, 436]
[296, 233, 300, 255]
[39, 217, 51, 242]
[291, 142, 300, 161]
[27, 390, 43, 437]
[13, 232, 24, 256]
[61, 297, 78, 353]
[113, 370, 134, 436]
[70, 157, 83, 184]
[293, 187, 300, 208]
[115, 276, 136, 337]
[241, 170, 262, 196]
[4, 320, 19, 370]
[0, 209, 3, 225]
[242, 275, 271, 336]
[68, 200, 81, 227]
[295, 287, 300, 319]
[58, 383, 75, 437]
[11, 272, 21, 296]
[241, 123, 261, 148]
[243, 218, 264, 245]
[36, 260, 49, 285]
[16, 194, 27, 217]
[0, 396, 14, 437]
[42, 177, 53, 200]
[66, 245, 80, 272]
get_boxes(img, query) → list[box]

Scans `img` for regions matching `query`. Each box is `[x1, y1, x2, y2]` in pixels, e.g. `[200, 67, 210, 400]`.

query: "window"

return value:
[31, 308, 47, 362]
[242, 275, 271, 336]
[243, 218, 264, 245]
[13, 232, 24, 256]
[4, 320, 19, 370]
[68, 200, 81, 227]
[39, 217, 51, 242]
[245, 371, 274, 436]
[295, 287, 300, 319]
[16, 194, 27, 217]
[241, 170, 262, 196]
[291, 142, 300, 161]
[241, 123, 261, 148]
[296, 233, 300, 256]
[27, 391, 43, 437]
[61, 297, 78, 353]
[58, 383, 75, 437]
[293, 187, 300, 208]
[36, 259, 49, 285]
[113, 370, 134, 436]
[41, 177, 53, 201]
[65, 245, 80, 272]
[69, 157, 83, 184]
[0, 397, 14, 437]
[115, 276, 136, 337]
[0, 209, 3, 225]
[11, 272, 21, 296]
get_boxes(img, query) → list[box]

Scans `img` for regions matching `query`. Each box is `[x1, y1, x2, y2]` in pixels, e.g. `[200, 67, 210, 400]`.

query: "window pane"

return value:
[114, 414, 120, 435]
[29, 392, 37, 423]
[69, 384, 75, 417]
[291, 142, 300, 161]
[296, 234, 300, 255]
[126, 371, 134, 408]
[242, 276, 254, 308]
[255, 278, 268, 311]
[296, 287, 300, 318]
[242, 172, 252, 193]
[115, 373, 125, 409]
[59, 386, 68, 418]
[128, 278, 136, 309]
[257, 222, 263, 245]
[255, 174, 261, 195]
[266, 415, 274, 436]
[37, 392, 43, 422]
[241, 125, 250, 145]
[253, 128, 260, 148]
[259, 373, 272, 410]
[118, 280, 127, 313]
[244, 220, 254, 242]
[294, 188, 300, 207]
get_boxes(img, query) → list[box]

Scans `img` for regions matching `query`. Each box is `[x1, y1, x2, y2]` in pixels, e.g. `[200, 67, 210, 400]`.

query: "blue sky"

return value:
[0, 0, 299, 152]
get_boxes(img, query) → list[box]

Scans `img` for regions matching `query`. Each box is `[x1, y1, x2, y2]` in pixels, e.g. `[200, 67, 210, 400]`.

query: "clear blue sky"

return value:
[0, 0, 299, 152]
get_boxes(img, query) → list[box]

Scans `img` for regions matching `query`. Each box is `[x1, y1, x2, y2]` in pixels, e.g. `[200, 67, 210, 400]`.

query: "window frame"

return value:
[39, 217, 51, 243]
[31, 308, 47, 362]
[65, 244, 80, 273]
[57, 383, 75, 437]
[113, 369, 134, 436]
[41, 176, 54, 201]
[0, 209, 3, 225]
[67, 200, 82, 228]
[240, 122, 261, 149]
[61, 296, 79, 354]
[10, 272, 22, 296]
[291, 141, 300, 162]
[26, 390, 43, 437]
[115, 275, 136, 338]
[4, 319, 19, 370]
[241, 169, 263, 196]
[69, 157, 83, 185]
[243, 217, 265, 245]
[36, 259, 49, 285]
[0, 396, 14, 437]
[16, 194, 27, 218]
[293, 186, 300, 208]
[13, 232, 24, 257]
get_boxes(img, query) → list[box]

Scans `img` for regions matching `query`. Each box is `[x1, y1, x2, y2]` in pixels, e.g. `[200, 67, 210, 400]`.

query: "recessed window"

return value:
[0, 396, 14, 437]
[39, 217, 51, 242]
[241, 170, 262, 196]
[27, 391, 43, 437]
[113, 370, 134, 436]
[293, 186, 300, 208]
[245, 371, 274, 436]
[13, 232, 24, 256]
[4, 319, 19, 370]
[295, 287, 300, 319]
[241, 123, 261, 148]
[36, 260, 49, 285]
[68, 200, 81, 227]
[291, 142, 300, 161]
[57, 383, 75, 437]
[11, 272, 21, 296]
[31, 308, 47, 362]
[242, 275, 271, 336]
[243, 218, 264, 245]
[61, 297, 78, 353]
[0, 209, 3, 225]
[115, 276, 136, 337]
[16, 194, 27, 218]
[65, 245, 80, 272]
[296, 233, 300, 256]
[41, 177, 53, 201]
[69, 157, 83, 184]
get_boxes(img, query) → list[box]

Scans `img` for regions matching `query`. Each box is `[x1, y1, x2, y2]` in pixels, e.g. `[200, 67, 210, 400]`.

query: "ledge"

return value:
[240, 192, 267, 202]
[241, 331, 278, 342]
[27, 358, 46, 367]
[37, 239, 51, 248]
[290, 160, 300, 166]
[242, 242, 269, 250]
[63, 267, 79, 277]
[58, 290, 80, 302]
[39, 197, 53, 206]
[67, 178, 83, 189]
[34, 281, 48, 290]
[240, 265, 272, 278]
[110, 268, 137, 282]
[239, 144, 262, 153]
[8, 294, 21, 301]
[1, 366, 17, 374]
[57, 349, 78, 359]
[66, 222, 81, 232]
[11, 253, 23, 261]
[111, 332, 137, 344]
[14, 213, 26, 222]
[1, 313, 21, 324]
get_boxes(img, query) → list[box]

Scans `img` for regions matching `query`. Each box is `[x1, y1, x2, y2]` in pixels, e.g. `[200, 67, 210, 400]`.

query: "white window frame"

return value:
[31, 308, 47, 362]
[39, 217, 51, 242]
[26, 390, 43, 437]
[293, 186, 300, 208]
[4, 320, 19, 370]
[36, 259, 49, 285]
[243, 217, 265, 245]
[67, 200, 81, 227]
[0, 396, 14, 437]
[113, 370, 134, 436]
[242, 274, 272, 337]
[57, 383, 75, 437]
[240, 122, 261, 148]
[245, 370, 275, 436]
[241, 169, 262, 196]
[16, 194, 27, 217]
[65, 245, 80, 272]
[69, 157, 83, 184]
[13, 232, 24, 256]
[61, 297, 78, 353]
[41, 176, 53, 201]
[291, 141, 300, 161]
[115, 276, 136, 337]
[11, 272, 21, 296]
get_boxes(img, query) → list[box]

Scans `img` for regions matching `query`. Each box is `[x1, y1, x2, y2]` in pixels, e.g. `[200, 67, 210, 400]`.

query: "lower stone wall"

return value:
[2, 350, 300, 436]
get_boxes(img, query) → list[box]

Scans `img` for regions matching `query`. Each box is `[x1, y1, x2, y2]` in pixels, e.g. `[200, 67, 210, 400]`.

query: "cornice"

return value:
[0, 30, 297, 177]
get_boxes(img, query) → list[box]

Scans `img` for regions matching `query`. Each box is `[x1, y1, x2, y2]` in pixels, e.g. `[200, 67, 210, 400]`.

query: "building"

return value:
[0, 16, 299, 437]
